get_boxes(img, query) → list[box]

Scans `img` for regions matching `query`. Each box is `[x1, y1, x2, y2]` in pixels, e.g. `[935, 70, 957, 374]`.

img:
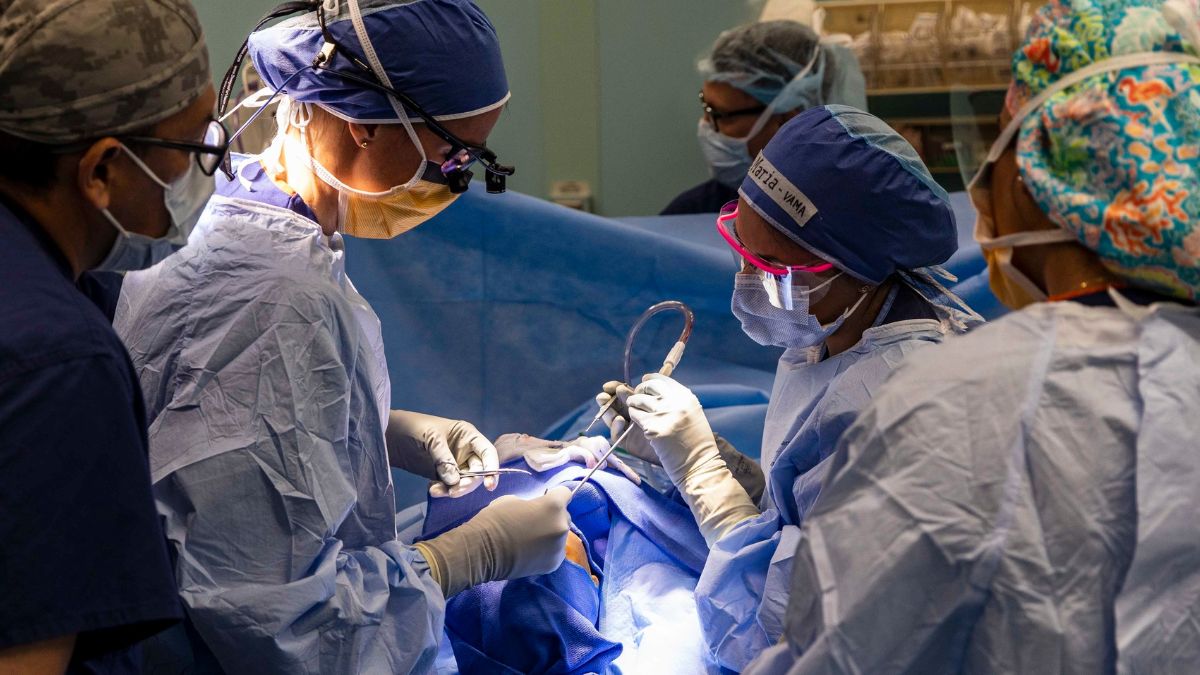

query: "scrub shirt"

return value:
[0, 194, 181, 673]
[661, 178, 737, 215]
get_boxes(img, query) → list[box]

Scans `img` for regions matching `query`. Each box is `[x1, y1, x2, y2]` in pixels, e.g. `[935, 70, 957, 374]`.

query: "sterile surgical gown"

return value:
[745, 296, 1200, 674]
[114, 160, 444, 674]
[697, 286, 951, 671]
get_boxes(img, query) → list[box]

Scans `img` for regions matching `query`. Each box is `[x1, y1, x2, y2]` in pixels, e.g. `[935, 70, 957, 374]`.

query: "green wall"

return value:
[194, 0, 754, 216]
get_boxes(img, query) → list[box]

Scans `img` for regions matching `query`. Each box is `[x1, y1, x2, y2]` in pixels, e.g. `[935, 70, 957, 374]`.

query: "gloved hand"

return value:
[599, 383, 764, 502]
[595, 381, 657, 464]
[413, 486, 572, 598]
[494, 433, 640, 485]
[627, 374, 760, 546]
[715, 434, 766, 504]
[386, 410, 499, 498]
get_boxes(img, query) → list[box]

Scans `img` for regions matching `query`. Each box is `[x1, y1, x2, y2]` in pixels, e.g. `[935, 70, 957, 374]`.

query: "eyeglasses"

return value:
[120, 119, 231, 176]
[699, 91, 767, 134]
[217, 1, 515, 194]
[49, 118, 231, 177]
[716, 200, 833, 309]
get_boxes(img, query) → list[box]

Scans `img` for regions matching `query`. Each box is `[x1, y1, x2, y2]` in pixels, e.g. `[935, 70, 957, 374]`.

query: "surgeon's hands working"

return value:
[596, 381, 658, 463]
[599, 380, 766, 503]
[386, 410, 499, 498]
[494, 433, 640, 485]
[625, 374, 760, 546]
[413, 486, 573, 598]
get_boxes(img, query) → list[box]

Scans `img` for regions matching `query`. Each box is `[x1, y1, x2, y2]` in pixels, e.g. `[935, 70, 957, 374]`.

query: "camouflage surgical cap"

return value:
[0, 0, 211, 144]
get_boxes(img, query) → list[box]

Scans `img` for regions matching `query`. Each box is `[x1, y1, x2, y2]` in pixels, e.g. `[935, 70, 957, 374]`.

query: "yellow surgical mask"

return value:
[967, 109, 1074, 311]
[280, 98, 461, 239]
[972, 180, 1075, 309]
[310, 157, 460, 239]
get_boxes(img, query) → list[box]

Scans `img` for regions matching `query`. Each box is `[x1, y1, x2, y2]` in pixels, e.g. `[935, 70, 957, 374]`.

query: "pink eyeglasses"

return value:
[716, 200, 833, 309]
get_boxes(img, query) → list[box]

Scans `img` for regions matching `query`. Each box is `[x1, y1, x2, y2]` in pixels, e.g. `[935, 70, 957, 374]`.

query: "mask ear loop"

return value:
[345, 0, 428, 190]
[832, 283, 873, 326]
[284, 100, 355, 232]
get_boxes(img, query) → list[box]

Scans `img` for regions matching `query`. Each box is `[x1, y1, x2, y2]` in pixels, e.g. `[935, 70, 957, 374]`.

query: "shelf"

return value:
[883, 114, 998, 125]
[867, 83, 1008, 96]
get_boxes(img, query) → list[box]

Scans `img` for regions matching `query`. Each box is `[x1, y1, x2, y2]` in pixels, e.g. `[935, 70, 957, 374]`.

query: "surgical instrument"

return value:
[582, 300, 696, 435]
[456, 468, 533, 478]
[569, 421, 638, 500]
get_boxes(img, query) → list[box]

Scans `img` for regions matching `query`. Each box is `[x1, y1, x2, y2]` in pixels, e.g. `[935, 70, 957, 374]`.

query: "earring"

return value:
[360, 141, 369, 148]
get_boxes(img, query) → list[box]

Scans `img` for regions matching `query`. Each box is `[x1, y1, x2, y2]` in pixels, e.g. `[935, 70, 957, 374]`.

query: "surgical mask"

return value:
[968, 50, 1200, 309]
[96, 144, 215, 272]
[698, 117, 760, 189]
[731, 271, 867, 349]
[308, 155, 459, 238]
[698, 47, 820, 190]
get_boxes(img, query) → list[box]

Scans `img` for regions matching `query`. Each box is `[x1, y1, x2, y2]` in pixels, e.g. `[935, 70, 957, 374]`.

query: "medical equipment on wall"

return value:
[572, 301, 696, 498]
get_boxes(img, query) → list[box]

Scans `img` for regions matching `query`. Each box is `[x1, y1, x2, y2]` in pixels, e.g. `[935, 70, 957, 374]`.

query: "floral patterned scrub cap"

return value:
[1008, 0, 1200, 300]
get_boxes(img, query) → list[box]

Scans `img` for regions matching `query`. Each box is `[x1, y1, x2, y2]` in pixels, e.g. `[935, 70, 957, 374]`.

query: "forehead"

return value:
[701, 80, 761, 111]
[440, 106, 504, 147]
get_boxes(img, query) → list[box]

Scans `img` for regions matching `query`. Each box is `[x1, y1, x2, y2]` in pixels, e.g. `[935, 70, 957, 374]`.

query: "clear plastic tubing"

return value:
[622, 300, 695, 385]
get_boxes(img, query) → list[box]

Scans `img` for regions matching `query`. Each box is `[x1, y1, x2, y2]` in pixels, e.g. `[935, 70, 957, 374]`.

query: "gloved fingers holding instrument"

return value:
[386, 410, 500, 498]
[494, 433, 640, 485]
[595, 381, 658, 465]
[627, 373, 760, 546]
[413, 486, 573, 598]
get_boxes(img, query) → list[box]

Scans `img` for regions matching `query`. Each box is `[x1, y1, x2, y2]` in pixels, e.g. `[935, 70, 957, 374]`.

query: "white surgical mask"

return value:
[731, 271, 868, 349]
[969, 50, 1200, 308]
[96, 144, 215, 272]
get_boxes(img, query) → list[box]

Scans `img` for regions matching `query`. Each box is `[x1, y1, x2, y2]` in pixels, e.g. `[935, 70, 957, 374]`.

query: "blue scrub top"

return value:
[660, 178, 737, 215]
[0, 194, 181, 672]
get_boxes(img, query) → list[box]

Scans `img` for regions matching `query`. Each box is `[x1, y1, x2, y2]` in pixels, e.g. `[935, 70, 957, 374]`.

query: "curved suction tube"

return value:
[622, 300, 695, 384]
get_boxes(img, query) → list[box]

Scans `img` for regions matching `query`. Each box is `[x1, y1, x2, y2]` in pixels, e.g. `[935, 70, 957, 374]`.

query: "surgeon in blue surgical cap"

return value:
[114, 1, 571, 671]
[599, 105, 981, 671]
[662, 20, 867, 215]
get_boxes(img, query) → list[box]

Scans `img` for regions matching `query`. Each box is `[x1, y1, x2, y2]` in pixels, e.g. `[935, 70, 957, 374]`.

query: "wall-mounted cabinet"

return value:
[820, 0, 1032, 190]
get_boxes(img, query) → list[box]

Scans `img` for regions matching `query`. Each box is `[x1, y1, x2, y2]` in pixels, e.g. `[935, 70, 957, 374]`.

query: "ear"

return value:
[76, 138, 123, 212]
[347, 122, 380, 149]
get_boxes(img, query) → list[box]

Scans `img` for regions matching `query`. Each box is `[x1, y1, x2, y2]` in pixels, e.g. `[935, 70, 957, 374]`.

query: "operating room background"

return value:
[196, 0, 757, 217]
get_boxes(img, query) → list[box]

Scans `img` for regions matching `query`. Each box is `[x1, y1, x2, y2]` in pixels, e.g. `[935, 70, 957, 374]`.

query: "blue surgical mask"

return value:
[731, 272, 867, 349]
[698, 118, 757, 189]
[95, 144, 215, 272]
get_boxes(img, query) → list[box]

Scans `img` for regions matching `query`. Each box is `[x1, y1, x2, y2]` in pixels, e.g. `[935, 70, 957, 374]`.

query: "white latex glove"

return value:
[627, 374, 760, 546]
[385, 410, 499, 498]
[599, 383, 764, 501]
[494, 433, 640, 485]
[413, 486, 572, 598]
[595, 381, 657, 464]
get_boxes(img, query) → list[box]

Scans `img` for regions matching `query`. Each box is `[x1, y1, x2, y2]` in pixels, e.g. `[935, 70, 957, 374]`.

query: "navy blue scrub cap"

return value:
[739, 105, 957, 285]
[247, 0, 509, 123]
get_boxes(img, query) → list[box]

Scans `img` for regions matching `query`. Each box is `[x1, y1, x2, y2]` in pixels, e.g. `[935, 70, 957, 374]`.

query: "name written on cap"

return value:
[748, 154, 818, 228]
